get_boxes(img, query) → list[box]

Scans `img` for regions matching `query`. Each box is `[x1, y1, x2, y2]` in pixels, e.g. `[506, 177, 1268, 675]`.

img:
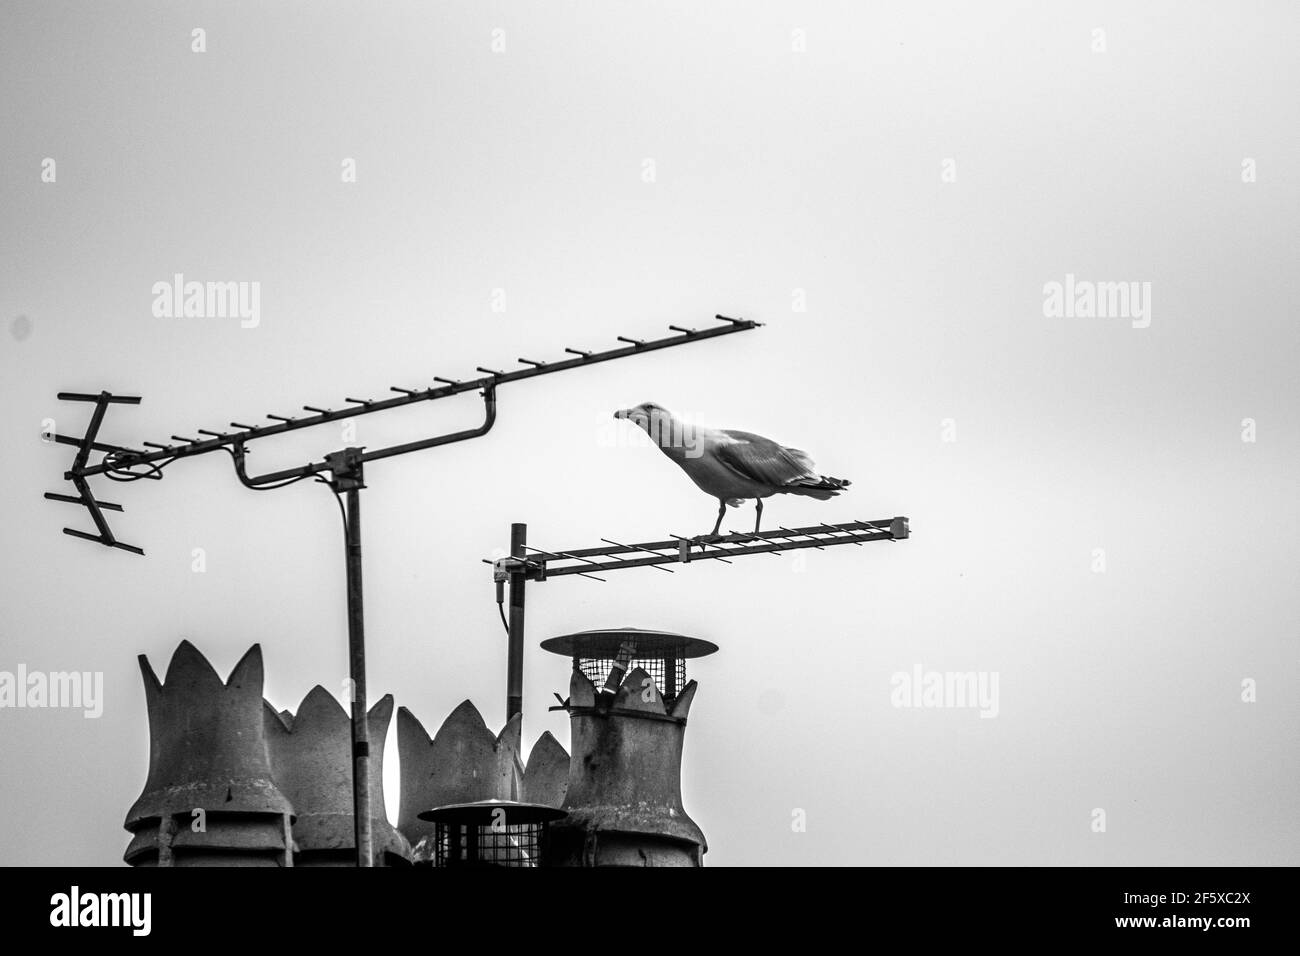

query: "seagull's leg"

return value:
[754, 498, 763, 533]
[693, 500, 727, 546]
[711, 500, 725, 536]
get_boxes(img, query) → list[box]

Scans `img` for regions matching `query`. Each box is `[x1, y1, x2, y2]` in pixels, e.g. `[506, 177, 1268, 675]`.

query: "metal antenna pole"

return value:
[506, 522, 527, 725]
[329, 448, 372, 868]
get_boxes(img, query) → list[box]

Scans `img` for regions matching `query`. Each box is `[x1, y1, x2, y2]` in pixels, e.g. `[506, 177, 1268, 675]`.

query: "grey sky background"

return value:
[1, 1, 1297, 865]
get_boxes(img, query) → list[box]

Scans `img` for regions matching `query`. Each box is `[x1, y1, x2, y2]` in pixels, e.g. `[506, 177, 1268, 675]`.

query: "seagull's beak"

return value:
[613, 408, 629, 420]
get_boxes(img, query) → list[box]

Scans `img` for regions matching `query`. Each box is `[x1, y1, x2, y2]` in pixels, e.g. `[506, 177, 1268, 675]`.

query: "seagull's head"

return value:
[614, 401, 673, 436]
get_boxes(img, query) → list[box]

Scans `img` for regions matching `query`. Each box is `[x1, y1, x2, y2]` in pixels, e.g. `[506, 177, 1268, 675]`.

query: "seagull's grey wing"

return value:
[715, 430, 819, 488]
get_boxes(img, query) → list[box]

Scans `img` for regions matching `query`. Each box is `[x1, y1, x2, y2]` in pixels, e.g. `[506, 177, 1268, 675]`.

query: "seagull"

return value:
[614, 402, 851, 540]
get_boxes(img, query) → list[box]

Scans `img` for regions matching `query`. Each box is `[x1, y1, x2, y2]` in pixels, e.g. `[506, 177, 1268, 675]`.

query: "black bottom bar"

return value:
[6, 865, 1284, 942]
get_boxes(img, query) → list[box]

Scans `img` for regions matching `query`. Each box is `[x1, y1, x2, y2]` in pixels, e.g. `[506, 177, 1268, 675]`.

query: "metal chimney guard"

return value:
[539, 627, 718, 702]
[418, 799, 565, 867]
[544, 628, 715, 867]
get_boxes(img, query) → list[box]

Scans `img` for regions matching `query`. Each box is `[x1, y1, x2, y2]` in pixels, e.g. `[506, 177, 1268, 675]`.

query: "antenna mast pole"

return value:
[329, 448, 373, 867]
[506, 522, 527, 725]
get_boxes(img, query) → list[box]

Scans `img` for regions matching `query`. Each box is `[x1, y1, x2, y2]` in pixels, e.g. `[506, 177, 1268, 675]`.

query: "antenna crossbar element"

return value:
[43, 391, 147, 553]
[485, 517, 909, 580]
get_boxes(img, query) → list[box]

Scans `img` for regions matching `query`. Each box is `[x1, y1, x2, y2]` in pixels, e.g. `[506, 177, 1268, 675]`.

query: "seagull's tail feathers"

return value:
[784, 474, 851, 500]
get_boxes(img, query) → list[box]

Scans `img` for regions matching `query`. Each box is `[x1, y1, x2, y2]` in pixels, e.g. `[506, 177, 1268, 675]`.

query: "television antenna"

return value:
[490, 516, 910, 718]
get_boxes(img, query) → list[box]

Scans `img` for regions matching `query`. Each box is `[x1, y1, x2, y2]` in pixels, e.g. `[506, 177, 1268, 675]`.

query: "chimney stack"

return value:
[542, 628, 714, 867]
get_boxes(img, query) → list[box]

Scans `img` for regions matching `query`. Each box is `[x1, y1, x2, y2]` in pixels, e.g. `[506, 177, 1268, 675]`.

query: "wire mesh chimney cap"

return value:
[539, 627, 718, 660]
[417, 798, 566, 826]
[543, 628, 717, 698]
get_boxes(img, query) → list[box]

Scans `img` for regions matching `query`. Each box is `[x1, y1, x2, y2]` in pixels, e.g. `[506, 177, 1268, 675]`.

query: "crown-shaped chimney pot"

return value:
[123, 641, 293, 866]
[264, 687, 410, 866]
[396, 700, 525, 847]
[522, 731, 570, 808]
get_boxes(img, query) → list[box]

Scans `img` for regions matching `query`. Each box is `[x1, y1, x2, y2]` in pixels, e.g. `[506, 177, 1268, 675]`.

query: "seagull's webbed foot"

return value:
[691, 533, 723, 546]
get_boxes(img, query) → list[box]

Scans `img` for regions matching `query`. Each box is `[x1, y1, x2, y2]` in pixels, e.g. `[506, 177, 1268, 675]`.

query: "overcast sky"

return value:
[1, 1, 1296, 866]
